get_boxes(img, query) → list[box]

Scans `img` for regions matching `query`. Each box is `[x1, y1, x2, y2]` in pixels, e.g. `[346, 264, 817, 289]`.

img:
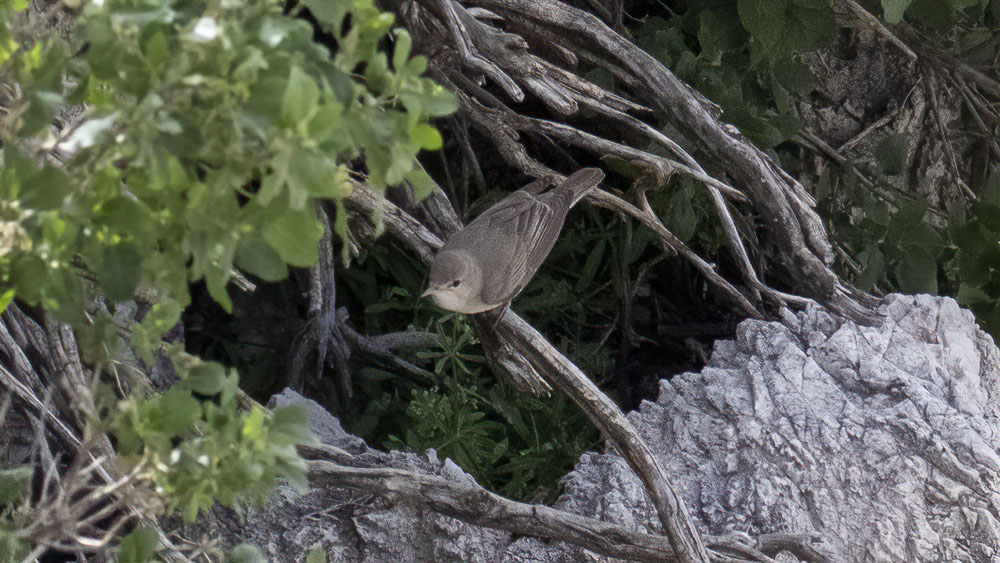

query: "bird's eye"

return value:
[451, 279, 461, 288]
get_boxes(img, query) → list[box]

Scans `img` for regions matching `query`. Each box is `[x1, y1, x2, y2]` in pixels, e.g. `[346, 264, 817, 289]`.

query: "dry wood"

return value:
[346, 178, 711, 561]
[305, 444, 775, 563]
[400, 0, 879, 324]
[308, 458, 680, 562]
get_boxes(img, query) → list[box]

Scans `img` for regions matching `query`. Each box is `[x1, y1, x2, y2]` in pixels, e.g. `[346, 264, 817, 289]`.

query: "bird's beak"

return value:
[420, 288, 435, 299]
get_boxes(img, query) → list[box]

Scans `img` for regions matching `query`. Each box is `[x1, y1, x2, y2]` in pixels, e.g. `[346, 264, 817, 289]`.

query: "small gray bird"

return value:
[422, 168, 605, 313]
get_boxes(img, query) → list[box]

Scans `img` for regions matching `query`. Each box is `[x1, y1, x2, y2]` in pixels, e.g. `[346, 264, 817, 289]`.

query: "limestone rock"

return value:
[190, 295, 1000, 562]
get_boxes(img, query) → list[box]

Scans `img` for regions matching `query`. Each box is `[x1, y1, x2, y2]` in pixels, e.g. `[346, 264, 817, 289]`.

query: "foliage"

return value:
[947, 168, 1000, 334]
[627, 1, 1000, 344]
[342, 248, 602, 501]
[110, 352, 316, 521]
[226, 543, 269, 563]
[882, 0, 1000, 28]
[392, 387, 508, 475]
[0, 0, 454, 331]
[0, 0, 453, 555]
[0, 0, 997, 556]
[368, 0, 1000, 509]
[305, 543, 328, 563]
[0, 466, 30, 561]
[0, 517, 29, 563]
[118, 527, 159, 563]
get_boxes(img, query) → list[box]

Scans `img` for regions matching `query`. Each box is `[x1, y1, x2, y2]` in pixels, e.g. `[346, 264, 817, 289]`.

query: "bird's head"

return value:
[421, 250, 486, 313]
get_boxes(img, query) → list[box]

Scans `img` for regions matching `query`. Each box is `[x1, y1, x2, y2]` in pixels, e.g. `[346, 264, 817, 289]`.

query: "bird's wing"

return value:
[445, 169, 603, 307]
[476, 191, 557, 305]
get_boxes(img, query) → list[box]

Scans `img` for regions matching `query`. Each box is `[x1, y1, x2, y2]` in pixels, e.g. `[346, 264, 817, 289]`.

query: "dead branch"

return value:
[398, 0, 877, 324]
[306, 445, 781, 563]
[345, 177, 711, 561]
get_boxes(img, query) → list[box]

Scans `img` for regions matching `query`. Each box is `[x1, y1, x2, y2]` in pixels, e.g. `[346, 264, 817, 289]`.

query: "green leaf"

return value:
[957, 282, 990, 306]
[856, 246, 885, 291]
[96, 196, 153, 235]
[235, 233, 289, 282]
[143, 31, 170, 73]
[664, 187, 699, 242]
[0, 528, 29, 563]
[270, 405, 317, 445]
[885, 202, 945, 272]
[392, 29, 412, 72]
[698, 7, 747, 64]
[905, 0, 957, 31]
[18, 166, 72, 211]
[304, 0, 349, 34]
[10, 255, 46, 304]
[287, 149, 347, 206]
[261, 205, 324, 267]
[45, 267, 84, 323]
[118, 527, 158, 563]
[0, 466, 31, 506]
[364, 53, 390, 94]
[0, 289, 14, 315]
[152, 388, 202, 434]
[404, 167, 436, 200]
[575, 238, 605, 292]
[307, 102, 345, 143]
[882, 0, 917, 22]
[97, 242, 142, 302]
[896, 249, 938, 294]
[412, 123, 442, 150]
[772, 58, 815, 95]
[205, 267, 233, 313]
[728, 109, 786, 148]
[421, 87, 458, 117]
[242, 407, 266, 441]
[283, 66, 320, 127]
[305, 544, 327, 563]
[258, 14, 312, 48]
[226, 543, 268, 563]
[246, 76, 286, 122]
[19, 91, 64, 137]
[956, 244, 990, 286]
[971, 203, 1000, 233]
[186, 362, 227, 396]
[876, 133, 909, 175]
[739, 0, 834, 61]
[406, 55, 428, 77]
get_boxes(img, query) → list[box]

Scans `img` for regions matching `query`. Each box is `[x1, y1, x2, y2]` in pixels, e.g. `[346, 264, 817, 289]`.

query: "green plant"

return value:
[417, 312, 486, 380]
[370, 303, 598, 499]
[0, 0, 455, 550]
[0, 466, 31, 561]
[1, 0, 454, 333]
[948, 167, 1000, 334]
[391, 387, 508, 475]
[110, 352, 315, 521]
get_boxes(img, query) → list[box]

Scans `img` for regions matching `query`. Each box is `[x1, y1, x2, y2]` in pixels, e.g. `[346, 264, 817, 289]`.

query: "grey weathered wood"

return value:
[346, 178, 710, 562]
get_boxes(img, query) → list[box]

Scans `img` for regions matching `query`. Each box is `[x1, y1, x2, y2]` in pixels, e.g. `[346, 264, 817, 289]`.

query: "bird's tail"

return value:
[553, 168, 605, 208]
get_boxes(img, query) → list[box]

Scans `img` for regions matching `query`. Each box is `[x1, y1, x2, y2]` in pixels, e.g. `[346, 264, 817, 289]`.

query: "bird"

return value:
[422, 168, 605, 314]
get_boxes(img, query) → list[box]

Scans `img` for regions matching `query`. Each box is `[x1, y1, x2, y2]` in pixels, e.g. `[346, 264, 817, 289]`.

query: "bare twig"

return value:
[308, 459, 680, 562]
[466, 0, 844, 304]
[345, 177, 711, 562]
[308, 455, 775, 563]
[839, 0, 917, 60]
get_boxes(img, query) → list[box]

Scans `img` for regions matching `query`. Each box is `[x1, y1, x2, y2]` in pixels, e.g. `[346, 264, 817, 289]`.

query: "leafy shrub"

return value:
[111, 354, 315, 521]
[0, 0, 454, 547]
